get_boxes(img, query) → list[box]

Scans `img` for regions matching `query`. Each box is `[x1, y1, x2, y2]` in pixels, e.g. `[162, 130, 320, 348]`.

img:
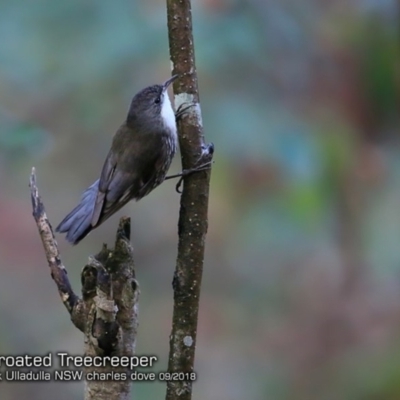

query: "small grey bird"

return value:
[56, 75, 179, 245]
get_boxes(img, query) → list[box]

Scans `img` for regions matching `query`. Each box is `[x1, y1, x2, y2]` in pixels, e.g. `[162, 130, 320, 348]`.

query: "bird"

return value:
[56, 75, 179, 245]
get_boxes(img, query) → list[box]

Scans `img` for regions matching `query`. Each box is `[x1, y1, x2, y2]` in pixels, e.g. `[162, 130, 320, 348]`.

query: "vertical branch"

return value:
[166, 1, 213, 400]
[83, 218, 139, 400]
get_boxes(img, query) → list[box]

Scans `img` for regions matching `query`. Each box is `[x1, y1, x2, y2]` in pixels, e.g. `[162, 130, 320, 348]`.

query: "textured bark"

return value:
[166, 1, 214, 400]
[30, 168, 139, 400]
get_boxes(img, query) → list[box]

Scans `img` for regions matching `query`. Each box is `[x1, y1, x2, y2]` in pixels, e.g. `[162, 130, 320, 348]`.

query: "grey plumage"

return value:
[56, 180, 99, 244]
[56, 76, 178, 244]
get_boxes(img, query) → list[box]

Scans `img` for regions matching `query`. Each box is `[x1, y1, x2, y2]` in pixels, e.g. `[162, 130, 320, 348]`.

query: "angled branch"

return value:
[30, 169, 139, 400]
[29, 167, 85, 331]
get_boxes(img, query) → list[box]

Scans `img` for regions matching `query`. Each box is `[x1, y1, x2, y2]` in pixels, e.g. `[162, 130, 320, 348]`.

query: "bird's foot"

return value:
[175, 103, 195, 121]
[166, 142, 215, 193]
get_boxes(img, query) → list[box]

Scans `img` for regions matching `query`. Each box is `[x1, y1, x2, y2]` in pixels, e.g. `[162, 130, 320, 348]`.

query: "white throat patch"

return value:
[161, 93, 177, 136]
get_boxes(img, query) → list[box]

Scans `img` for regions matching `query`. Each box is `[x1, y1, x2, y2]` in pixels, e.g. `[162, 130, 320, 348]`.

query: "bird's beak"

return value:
[163, 74, 179, 90]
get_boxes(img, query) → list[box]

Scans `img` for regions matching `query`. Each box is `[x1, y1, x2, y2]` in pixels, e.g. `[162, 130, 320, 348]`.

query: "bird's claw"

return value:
[174, 160, 214, 193]
[175, 103, 195, 121]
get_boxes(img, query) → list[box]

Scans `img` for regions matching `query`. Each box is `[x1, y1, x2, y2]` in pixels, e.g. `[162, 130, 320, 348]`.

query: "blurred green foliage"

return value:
[0, 1, 399, 400]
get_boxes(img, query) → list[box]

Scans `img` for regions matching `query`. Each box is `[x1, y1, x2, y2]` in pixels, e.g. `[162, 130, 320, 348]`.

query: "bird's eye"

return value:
[154, 96, 161, 104]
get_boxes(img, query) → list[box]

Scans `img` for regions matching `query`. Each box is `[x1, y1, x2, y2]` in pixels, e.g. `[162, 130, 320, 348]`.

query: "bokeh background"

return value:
[0, 0, 399, 399]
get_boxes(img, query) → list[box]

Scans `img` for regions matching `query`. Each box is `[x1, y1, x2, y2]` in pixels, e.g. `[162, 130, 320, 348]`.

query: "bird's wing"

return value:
[91, 129, 164, 227]
[91, 149, 118, 227]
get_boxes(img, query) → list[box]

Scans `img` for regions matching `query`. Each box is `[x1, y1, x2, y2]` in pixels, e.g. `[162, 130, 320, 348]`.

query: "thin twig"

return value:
[29, 167, 85, 331]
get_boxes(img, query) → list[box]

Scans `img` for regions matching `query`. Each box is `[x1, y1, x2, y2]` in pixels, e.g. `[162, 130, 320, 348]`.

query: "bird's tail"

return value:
[56, 180, 99, 245]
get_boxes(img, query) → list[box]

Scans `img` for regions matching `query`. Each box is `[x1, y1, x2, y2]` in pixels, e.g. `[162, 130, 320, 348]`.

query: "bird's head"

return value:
[127, 75, 178, 132]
